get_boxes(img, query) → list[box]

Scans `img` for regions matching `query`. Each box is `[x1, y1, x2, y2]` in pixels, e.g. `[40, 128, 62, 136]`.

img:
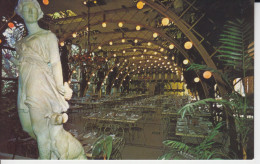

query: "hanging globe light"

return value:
[134, 39, 138, 43]
[169, 44, 175, 49]
[113, 54, 117, 57]
[122, 38, 125, 43]
[153, 32, 158, 38]
[160, 48, 164, 52]
[154, 52, 158, 55]
[183, 59, 189, 65]
[133, 49, 136, 52]
[162, 17, 170, 26]
[164, 56, 168, 59]
[118, 22, 123, 27]
[109, 41, 113, 45]
[123, 50, 126, 53]
[137, 1, 145, 9]
[8, 22, 15, 28]
[98, 46, 102, 50]
[72, 32, 77, 38]
[133, 56, 135, 59]
[60, 41, 65, 46]
[102, 22, 107, 27]
[147, 42, 151, 46]
[184, 41, 193, 49]
[136, 25, 141, 31]
[203, 71, 212, 79]
[43, 0, 49, 5]
[144, 49, 147, 52]
[171, 56, 175, 60]
[194, 77, 200, 83]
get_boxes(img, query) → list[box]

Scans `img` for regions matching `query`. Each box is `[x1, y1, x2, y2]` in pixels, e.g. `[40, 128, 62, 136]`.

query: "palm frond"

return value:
[217, 19, 254, 77]
[178, 98, 233, 118]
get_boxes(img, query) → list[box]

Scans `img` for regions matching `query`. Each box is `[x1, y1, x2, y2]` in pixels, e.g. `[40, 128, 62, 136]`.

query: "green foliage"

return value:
[217, 19, 254, 80]
[159, 122, 227, 160]
[178, 98, 233, 118]
[92, 135, 113, 160]
[174, 18, 254, 159]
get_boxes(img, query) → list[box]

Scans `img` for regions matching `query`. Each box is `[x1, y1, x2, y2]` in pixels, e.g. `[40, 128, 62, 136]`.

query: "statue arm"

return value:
[49, 33, 72, 100]
[48, 33, 65, 94]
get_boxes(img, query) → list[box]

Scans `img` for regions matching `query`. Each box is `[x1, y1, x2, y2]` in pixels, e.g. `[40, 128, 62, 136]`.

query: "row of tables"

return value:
[68, 94, 213, 146]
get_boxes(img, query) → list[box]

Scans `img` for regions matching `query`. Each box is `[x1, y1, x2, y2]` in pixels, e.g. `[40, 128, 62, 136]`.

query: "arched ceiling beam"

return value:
[142, 0, 226, 97]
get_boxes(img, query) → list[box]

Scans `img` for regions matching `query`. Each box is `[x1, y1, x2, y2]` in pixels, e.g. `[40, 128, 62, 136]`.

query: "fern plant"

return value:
[176, 18, 253, 159]
[159, 122, 228, 159]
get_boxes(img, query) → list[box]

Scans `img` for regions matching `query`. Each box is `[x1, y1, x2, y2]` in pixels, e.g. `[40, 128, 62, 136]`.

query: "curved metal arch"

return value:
[142, 0, 226, 97]
[61, 19, 191, 61]
[93, 36, 169, 52]
[63, 16, 210, 97]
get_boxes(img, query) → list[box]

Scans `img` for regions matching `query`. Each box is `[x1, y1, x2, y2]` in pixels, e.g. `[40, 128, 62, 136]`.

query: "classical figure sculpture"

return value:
[3, 0, 86, 159]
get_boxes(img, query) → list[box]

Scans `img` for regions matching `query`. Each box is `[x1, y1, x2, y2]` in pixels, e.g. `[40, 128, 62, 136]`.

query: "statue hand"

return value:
[64, 82, 73, 100]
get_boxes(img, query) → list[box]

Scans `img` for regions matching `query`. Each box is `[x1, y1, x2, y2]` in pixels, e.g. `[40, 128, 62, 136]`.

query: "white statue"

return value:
[46, 113, 87, 160]
[3, 0, 86, 159]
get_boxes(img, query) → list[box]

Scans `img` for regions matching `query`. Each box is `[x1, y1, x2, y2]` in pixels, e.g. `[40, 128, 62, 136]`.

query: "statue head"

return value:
[15, 0, 44, 22]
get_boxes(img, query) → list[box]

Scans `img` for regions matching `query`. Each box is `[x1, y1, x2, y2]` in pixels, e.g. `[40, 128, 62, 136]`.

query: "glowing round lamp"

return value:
[88, 82, 91, 85]
[113, 54, 116, 57]
[153, 32, 158, 38]
[72, 33, 77, 38]
[159, 58, 161, 61]
[160, 48, 164, 52]
[171, 56, 175, 60]
[148, 42, 151, 46]
[134, 39, 138, 43]
[169, 44, 174, 49]
[144, 49, 147, 52]
[203, 71, 212, 79]
[164, 56, 167, 59]
[136, 25, 141, 31]
[133, 56, 135, 59]
[60, 41, 65, 46]
[109, 41, 113, 45]
[154, 52, 157, 55]
[43, 0, 49, 5]
[102, 22, 107, 27]
[150, 56, 152, 58]
[183, 59, 189, 65]
[122, 38, 125, 43]
[8, 22, 14, 28]
[137, 1, 144, 9]
[133, 49, 136, 52]
[184, 41, 193, 49]
[194, 77, 200, 83]
[118, 22, 123, 27]
[94, 0, 97, 4]
[141, 55, 144, 58]
[123, 50, 126, 53]
[98, 46, 102, 50]
[162, 17, 170, 26]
